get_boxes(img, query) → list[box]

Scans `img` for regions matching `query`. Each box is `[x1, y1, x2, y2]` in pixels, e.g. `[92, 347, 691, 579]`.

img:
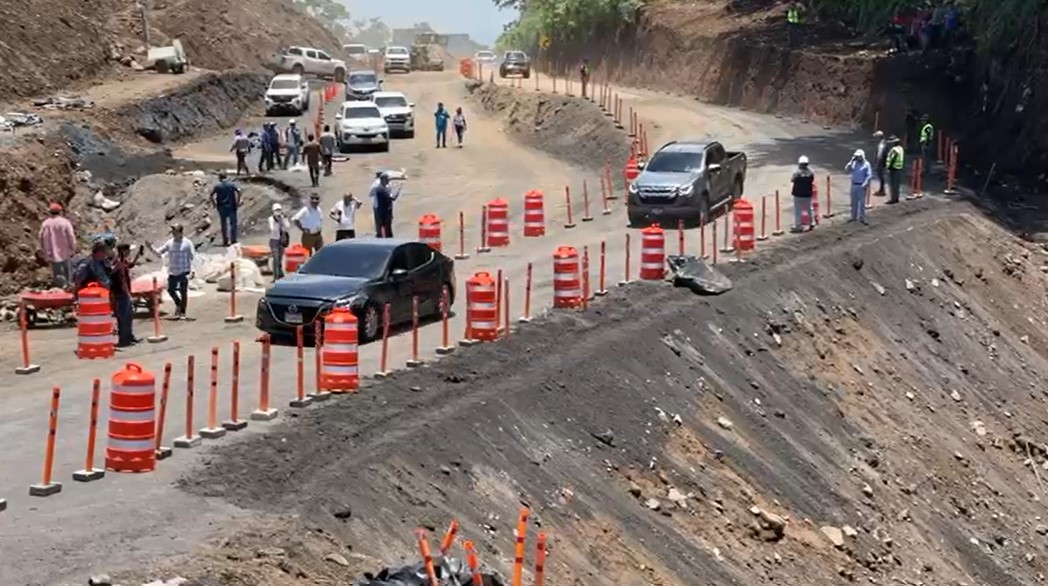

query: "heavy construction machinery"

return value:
[410, 32, 446, 72]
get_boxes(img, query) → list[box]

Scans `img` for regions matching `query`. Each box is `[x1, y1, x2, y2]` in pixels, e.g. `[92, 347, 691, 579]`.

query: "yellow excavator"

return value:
[410, 32, 447, 72]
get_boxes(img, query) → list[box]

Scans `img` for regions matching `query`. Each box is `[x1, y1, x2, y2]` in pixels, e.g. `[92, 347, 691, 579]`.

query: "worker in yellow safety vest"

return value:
[787, 3, 801, 48]
[885, 135, 905, 204]
[918, 116, 934, 175]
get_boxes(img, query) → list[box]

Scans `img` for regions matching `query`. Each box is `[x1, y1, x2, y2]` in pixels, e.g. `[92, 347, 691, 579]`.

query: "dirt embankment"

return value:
[0, 0, 337, 105]
[466, 80, 633, 173]
[157, 195, 1048, 586]
[0, 70, 270, 297]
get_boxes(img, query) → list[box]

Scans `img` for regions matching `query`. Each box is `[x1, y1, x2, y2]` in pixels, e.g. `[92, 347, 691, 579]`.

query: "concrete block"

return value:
[198, 427, 227, 439]
[147, 334, 168, 344]
[406, 359, 424, 368]
[435, 346, 455, 355]
[14, 364, 40, 375]
[308, 391, 331, 402]
[373, 371, 392, 380]
[28, 482, 62, 497]
[72, 468, 106, 482]
[223, 314, 244, 323]
[155, 446, 173, 460]
[221, 419, 248, 431]
[173, 435, 202, 449]
[288, 396, 314, 408]
[250, 408, 279, 421]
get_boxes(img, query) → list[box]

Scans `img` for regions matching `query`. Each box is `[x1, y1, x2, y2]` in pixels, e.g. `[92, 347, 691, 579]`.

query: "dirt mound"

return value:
[173, 196, 1048, 585]
[0, 0, 336, 104]
[467, 81, 632, 172]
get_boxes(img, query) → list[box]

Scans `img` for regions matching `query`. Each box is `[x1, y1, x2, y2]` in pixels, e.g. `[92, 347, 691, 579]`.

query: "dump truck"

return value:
[410, 32, 446, 72]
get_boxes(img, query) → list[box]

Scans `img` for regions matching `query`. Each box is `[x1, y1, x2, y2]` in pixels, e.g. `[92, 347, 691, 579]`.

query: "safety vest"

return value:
[887, 145, 905, 170]
[919, 122, 933, 144]
[787, 7, 800, 24]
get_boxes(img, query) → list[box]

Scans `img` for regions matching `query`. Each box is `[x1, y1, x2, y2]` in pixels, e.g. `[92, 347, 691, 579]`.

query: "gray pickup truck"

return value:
[627, 139, 747, 227]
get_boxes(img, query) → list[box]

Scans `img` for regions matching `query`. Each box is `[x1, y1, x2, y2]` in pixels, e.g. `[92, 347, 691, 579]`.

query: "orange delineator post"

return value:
[200, 346, 226, 438]
[464, 540, 484, 586]
[407, 296, 422, 367]
[455, 211, 470, 259]
[375, 303, 393, 377]
[173, 355, 201, 448]
[564, 186, 576, 228]
[758, 195, 769, 240]
[596, 240, 608, 296]
[436, 289, 454, 355]
[580, 247, 590, 311]
[535, 531, 548, 586]
[225, 262, 243, 322]
[823, 176, 835, 218]
[251, 334, 278, 421]
[677, 219, 685, 256]
[512, 507, 530, 586]
[600, 170, 612, 214]
[147, 276, 167, 343]
[773, 189, 784, 236]
[440, 519, 460, 555]
[519, 262, 533, 323]
[720, 211, 735, 253]
[417, 530, 440, 586]
[477, 205, 492, 253]
[700, 213, 708, 258]
[712, 221, 719, 265]
[290, 326, 312, 407]
[619, 233, 632, 286]
[309, 320, 331, 402]
[223, 340, 247, 431]
[73, 379, 104, 482]
[15, 299, 39, 375]
[581, 179, 593, 221]
[29, 387, 63, 496]
[155, 362, 173, 459]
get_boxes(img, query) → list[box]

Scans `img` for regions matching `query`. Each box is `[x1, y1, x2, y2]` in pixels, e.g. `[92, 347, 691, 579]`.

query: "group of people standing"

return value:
[234, 120, 336, 186]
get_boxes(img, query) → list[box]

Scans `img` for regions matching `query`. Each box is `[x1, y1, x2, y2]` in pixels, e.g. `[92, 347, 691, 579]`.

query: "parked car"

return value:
[383, 46, 411, 73]
[264, 73, 310, 115]
[335, 100, 390, 152]
[256, 239, 456, 343]
[373, 91, 415, 138]
[342, 43, 369, 65]
[474, 50, 496, 64]
[499, 51, 531, 78]
[627, 140, 748, 227]
[345, 69, 382, 101]
[276, 46, 347, 82]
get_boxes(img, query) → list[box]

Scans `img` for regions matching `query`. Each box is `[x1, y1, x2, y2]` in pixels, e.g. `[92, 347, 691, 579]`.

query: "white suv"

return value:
[264, 74, 310, 115]
[335, 101, 390, 152]
[383, 46, 411, 73]
[373, 91, 415, 138]
[279, 46, 347, 82]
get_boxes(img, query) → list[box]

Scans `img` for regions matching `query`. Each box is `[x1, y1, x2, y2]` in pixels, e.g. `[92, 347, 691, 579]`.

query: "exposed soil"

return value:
[467, 81, 633, 174]
[156, 192, 1048, 585]
[0, 0, 337, 105]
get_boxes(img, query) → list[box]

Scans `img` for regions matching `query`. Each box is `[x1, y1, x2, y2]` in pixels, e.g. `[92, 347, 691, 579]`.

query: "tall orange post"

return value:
[512, 507, 530, 586]
[29, 387, 63, 496]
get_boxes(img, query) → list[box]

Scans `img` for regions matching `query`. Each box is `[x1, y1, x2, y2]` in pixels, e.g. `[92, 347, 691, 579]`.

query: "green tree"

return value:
[350, 17, 392, 47]
[494, 0, 642, 53]
[293, 0, 352, 41]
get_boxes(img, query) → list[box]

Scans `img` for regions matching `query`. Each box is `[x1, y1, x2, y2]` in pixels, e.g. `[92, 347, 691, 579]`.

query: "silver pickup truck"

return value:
[627, 139, 747, 227]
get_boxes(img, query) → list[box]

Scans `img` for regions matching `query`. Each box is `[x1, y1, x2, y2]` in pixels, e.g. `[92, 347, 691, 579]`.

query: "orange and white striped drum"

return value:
[523, 190, 546, 237]
[106, 362, 157, 473]
[733, 197, 756, 252]
[640, 225, 666, 280]
[466, 272, 498, 341]
[552, 246, 582, 309]
[284, 243, 309, 274]
[321, 308, 360, 393]
[486, 199, 510, 247]
[77, 282, 115, 359]
[418, 214, 442, 252]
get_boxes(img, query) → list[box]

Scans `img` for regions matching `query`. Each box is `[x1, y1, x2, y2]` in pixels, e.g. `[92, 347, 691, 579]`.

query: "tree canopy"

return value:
[495, 0, 641, 53]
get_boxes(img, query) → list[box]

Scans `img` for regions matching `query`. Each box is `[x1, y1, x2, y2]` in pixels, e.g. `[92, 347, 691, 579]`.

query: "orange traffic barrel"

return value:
[733, 198, 756, 252]
[624, 156, 640, 181]
[284, 243, 309, 274]
[418, 214, 442, 252]
[466, 272, 498, 341]
[486, 199, 510, 247]
[321, 308, 360, 393]
[552, 246, 582, 309]
[77, 282, 114, 359]
[640, 225, 666, 280]
[106, 362, 156, 473]
[523, 190, 546, 237]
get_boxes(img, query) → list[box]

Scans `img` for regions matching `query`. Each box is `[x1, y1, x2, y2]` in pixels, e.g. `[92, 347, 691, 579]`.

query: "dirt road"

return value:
[0, 69, 933, 584]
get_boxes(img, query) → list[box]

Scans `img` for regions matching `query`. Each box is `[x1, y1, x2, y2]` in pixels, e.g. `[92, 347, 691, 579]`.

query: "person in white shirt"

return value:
[268, 203, 291, 280]
[292, 193, 324, 253]
[330, 192, 362, 241]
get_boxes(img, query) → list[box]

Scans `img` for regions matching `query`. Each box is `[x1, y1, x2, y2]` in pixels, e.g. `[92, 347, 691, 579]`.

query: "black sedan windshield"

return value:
[298, 245, 390, 279]
[349, 73, 377, 85]
[646, 151, 701, 173]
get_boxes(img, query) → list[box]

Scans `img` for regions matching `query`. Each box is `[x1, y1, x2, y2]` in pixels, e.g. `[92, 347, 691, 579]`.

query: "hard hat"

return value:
[272, 203, 283, 212]
[853, 149, 865, 158]
[798, 155, 809, 165]
[873, 130, 884, 138]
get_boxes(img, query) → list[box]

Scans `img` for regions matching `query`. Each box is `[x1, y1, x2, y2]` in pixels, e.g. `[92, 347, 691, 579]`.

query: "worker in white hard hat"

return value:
[790, 155, 816, 232]
[845, 149, 872, 225]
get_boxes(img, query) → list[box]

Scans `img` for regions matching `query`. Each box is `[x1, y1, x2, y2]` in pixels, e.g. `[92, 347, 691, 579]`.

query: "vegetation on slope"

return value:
[494, 0, 642, 53]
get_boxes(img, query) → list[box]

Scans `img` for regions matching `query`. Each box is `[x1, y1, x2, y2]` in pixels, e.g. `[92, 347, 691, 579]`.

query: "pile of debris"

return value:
[358, 556, 504, 586]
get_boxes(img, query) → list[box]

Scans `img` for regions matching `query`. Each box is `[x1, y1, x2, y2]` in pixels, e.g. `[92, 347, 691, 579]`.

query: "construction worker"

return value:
[790, 155, 816, 232]
[111, 242, 144, 347]
[268, 204, 290, 282]
[372, 172, 402, 238]
[845, 149, 871, 224]
[266, 122, 283, 170]
[434, 102, 450, 148]
[786, 3, 801, 48]
[284, 120, 303, 168]
[330, 192, 362, 241]
[873, 130, 888, 195]
[230, 129, 251, 176]
[303, 134, 322, 188]
[73, 240, 112, 292]
[39, 202, 76, 288]
[579, 59, 591, 98]
[319, 125, 337, 176]
[918, 115, 934, 175]
[885, 135, 905, 204]
[152, 223, 195, 320]
[292, 193, 325, 253]
[209, 173, 242, 247]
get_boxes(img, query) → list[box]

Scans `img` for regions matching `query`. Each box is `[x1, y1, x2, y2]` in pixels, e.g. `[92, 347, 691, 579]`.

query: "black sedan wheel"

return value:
[360, 303, 382, 342]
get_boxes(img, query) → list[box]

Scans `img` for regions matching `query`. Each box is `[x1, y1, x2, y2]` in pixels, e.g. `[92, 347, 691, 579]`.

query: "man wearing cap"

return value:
[284, 120, 303, 168]
[790, 156, 816, 232]
[885, 136, 905, 204]
[39, 202, 77, 288]
[845, 149, 872, 224]
[268, 204, 291, 281]
[209, 173, 242, 247]
[292, 193, 325, 252]
[230, 129, 252, 176]
[152, 223, 196, 320]
[371, 172, 402, 238]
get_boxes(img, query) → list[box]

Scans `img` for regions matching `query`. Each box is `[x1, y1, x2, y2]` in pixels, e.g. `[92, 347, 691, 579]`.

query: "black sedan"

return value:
[256, 238, 456, 343]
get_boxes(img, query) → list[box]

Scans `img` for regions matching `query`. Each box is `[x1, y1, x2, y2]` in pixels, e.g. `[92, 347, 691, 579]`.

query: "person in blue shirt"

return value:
[371, 172, 402, 237]
[845, 149, 872, 225]
[209, 173, 242, 246]
[434, 102, 450, 149]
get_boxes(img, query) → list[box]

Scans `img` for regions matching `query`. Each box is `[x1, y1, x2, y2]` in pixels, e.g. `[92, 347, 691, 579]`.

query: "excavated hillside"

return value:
[155, 194, 1048, 585]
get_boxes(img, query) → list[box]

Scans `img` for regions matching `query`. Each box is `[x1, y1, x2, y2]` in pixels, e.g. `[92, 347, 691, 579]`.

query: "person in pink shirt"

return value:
[39, 202, 77, 288]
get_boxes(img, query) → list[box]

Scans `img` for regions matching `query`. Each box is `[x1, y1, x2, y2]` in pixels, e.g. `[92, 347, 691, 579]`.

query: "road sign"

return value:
[540, 35, 551, 49]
